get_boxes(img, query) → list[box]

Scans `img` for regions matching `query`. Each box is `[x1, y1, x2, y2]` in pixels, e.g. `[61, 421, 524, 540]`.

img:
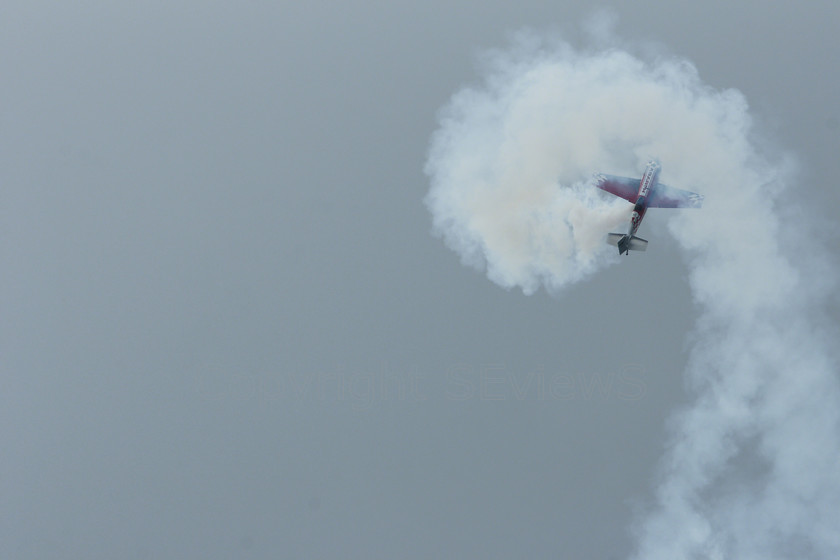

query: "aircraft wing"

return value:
[593, 174, 640, 203]
[648, 183, 704, 208]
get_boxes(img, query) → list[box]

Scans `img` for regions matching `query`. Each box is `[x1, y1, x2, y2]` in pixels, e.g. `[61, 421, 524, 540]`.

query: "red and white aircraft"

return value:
[594, 160, 703, 255]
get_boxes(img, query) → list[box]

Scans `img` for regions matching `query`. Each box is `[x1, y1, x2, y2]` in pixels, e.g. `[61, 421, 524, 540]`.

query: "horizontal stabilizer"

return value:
[627, 236, 648, 251]
[606, 233, 624, 246]
[607, 233, 648, 255]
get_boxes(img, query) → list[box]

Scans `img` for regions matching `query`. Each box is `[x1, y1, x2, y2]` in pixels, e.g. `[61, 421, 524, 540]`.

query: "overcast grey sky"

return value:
[1, 2, 839, 559]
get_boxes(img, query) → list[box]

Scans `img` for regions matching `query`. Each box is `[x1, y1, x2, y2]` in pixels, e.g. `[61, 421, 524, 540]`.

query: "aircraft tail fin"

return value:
[607, 233, 648, 255]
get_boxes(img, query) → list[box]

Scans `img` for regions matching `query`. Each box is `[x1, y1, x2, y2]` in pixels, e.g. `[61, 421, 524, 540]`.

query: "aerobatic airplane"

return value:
[594, 160, 703, 255]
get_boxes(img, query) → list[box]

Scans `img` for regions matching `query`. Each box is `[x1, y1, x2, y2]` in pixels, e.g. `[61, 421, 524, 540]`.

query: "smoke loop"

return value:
[425, 32, 840, 559]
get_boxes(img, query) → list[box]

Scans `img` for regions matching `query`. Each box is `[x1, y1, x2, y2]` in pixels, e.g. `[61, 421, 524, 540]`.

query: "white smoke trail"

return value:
[424, 29, 840, 559]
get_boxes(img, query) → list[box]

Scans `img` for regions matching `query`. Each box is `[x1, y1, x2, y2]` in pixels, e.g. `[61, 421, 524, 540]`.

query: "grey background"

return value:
[1, 2, 837, 559]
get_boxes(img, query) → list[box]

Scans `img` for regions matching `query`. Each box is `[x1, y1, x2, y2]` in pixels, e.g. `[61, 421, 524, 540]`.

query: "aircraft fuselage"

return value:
[627, 160, 660, 237]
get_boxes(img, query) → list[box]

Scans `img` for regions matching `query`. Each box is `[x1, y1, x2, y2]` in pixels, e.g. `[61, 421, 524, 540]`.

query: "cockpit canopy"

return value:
[634, 196, 647, 212]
